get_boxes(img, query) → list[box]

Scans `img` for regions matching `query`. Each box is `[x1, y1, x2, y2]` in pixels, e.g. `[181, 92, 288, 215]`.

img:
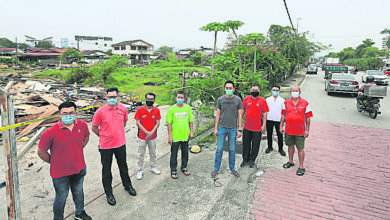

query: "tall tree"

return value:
[201, 22, 229, 59]
[36, 41, 54, 48]
[224, 20, 244, 41]
[158, 46, 173, 55]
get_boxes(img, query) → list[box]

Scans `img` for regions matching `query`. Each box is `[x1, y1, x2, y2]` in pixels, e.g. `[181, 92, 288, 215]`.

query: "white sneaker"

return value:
[136, 171, 143, 180]
[150, 167, 161, 175]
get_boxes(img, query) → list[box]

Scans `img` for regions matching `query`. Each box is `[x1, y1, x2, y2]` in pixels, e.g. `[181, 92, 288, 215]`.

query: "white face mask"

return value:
[291, 91, 300, 98]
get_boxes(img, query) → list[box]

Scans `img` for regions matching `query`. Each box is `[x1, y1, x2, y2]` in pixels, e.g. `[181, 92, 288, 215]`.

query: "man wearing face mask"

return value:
[212, 80, 244, 178]
[38, 102, 92, 220]
[166, 90, 194, 179]
[265, 85, 286, 156]
[241, 85, 269, 168]
[134, 93, 161, 180]
[92, 87, 136, 206]
[280, 86, 313, 176]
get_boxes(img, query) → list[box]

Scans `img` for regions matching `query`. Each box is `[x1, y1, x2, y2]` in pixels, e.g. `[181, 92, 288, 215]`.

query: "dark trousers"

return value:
[170, 141, 189, 171]
[242, 129, 262, 163]
[266, 120, 284, 150]
[99, 145, 132, 194]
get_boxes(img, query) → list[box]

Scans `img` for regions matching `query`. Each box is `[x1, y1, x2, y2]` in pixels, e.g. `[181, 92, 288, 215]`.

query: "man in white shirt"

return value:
[265, 85, 286, 156]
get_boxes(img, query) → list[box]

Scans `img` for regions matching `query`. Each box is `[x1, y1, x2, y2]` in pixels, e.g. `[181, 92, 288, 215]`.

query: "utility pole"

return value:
[1, 81, 22, 220]
[254, 40, 257, 73]
[182, 70, 186, 94]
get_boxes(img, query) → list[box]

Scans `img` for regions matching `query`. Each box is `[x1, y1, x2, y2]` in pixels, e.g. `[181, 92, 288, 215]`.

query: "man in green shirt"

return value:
[166, 90, 194, 179]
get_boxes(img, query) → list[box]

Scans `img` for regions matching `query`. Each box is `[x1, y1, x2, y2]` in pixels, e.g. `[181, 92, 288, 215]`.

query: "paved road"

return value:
[250, 70, 390, 219]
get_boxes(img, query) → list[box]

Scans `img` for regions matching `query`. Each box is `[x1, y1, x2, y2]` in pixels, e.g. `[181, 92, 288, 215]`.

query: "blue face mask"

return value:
[176, 99, 184, 104]
[107, 98, 117, 105]
[62, 115, 75, 125]
[272, 91, 279, 96]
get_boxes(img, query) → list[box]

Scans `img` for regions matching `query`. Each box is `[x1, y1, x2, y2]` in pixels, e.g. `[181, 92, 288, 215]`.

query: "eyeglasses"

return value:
[60, 112, 76, 116]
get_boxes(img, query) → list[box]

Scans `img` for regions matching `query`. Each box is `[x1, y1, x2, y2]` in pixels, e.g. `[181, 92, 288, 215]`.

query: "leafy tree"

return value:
[158, 46, 173, 55]
[35, 41, 54, 48]
[201, 22, 229, 59]
[224, 20, 244, 41]
[89, 55, 128, 82]
[355, 38, 375, 58]
[106, 49, 112, 56]
[0, 38, 16, 48]
[60, 48, 84, 64]
[190, 51, 204, 65]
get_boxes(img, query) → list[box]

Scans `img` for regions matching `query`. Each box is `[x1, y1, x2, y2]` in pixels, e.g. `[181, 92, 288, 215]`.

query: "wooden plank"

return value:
[17, 127, 47, 161]
[24, 105, 57, 115]
[18, 108, 58, 138]
[41, 95, 63, 106]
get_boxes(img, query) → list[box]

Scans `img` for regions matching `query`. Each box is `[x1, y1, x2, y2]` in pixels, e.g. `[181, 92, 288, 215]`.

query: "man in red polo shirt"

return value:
[134, 92, 161, 180]
[92, 87, 136, 206]
[38, 101, 92, 220]
[241, 85, 269, 168]
[280, 86, 313, 176]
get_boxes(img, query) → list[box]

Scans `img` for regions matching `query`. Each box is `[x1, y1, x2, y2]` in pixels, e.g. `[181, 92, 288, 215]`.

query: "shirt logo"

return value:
[142, 115, 147, 118]
[152, 115, 155, 118]
[78, 129, 81, 133]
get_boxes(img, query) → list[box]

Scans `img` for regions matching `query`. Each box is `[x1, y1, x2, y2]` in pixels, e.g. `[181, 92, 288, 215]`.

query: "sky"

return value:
[0, 0, 389, 55]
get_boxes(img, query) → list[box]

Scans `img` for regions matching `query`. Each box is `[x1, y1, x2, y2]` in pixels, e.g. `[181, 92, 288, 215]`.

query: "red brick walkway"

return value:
[251, 121, 390, 219]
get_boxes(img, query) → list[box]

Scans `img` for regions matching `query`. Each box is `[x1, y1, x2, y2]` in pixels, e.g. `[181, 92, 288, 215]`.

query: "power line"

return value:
[282, 0, 297, 34]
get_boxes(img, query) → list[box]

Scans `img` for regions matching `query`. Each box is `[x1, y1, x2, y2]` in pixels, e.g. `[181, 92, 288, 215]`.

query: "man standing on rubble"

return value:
[92, 87, 136, 206]
[38, 101, 92, 220]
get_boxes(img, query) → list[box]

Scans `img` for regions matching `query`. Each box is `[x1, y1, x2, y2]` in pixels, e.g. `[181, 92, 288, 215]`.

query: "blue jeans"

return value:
[214, 127, 237, 170]
[52, 166, 86, 220]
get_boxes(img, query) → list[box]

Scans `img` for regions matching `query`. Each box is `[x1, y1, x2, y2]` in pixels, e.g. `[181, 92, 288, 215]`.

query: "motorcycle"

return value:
[356, 97, 382, 119]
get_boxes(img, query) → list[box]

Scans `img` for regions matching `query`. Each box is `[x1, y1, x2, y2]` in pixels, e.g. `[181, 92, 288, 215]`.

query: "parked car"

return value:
[306, 64, 318, 74]
[325, 73, 359, 96]
[362, 70, 389, 85]
[383, 68, 390, 76]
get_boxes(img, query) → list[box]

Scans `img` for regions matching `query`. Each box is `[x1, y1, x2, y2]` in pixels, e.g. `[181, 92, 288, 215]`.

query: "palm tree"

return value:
[201, 22, 229, 59]
[224, 20, 244, 42]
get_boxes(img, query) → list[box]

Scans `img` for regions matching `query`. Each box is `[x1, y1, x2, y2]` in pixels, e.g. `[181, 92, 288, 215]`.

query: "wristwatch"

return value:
[238, 129, 243, 132]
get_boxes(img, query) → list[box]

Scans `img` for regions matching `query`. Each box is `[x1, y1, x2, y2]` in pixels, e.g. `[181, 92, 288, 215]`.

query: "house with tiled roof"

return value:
[112, 40, 154, 64]
[18, 48, 62, 65]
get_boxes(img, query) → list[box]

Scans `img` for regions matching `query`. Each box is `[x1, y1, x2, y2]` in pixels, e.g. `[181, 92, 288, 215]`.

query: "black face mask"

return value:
[146, 101, 154, 107]
[251, 91, 260, 97]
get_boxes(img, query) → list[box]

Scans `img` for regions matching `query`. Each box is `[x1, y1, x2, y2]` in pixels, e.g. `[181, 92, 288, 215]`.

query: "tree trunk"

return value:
[212, 31, 217, 74]
[232, 28, 242, 76]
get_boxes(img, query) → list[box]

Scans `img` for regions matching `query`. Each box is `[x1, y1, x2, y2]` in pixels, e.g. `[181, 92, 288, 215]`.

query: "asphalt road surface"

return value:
[301, 70, 390, 130]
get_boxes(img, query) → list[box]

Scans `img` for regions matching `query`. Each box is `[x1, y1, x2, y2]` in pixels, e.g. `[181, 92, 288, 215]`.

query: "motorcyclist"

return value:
[356, 75, 376, 104]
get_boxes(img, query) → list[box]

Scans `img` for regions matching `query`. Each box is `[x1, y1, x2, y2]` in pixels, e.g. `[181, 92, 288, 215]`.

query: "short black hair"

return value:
[58, 101, 77, 112]
[145, 92, 156, 99]
[251, 84, 260, 89]
[106, 87, 119, 94]
[176, 90, 185, 97]
[224, 80, 235, 88]
[272, 85, 280, 90]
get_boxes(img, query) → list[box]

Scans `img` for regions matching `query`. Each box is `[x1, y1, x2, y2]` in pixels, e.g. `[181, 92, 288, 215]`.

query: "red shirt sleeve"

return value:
[92, 109, 102, 127]
[263, 99, 269, 113]
[242, 97, 247, 111]
[134, 108, 142, 120]
[306, 111, 313, 118]
[81, 120, 90, 137]
[123, 107, 128, 122]
[281, 101, 287, 115]
[38, 129, 53, 150]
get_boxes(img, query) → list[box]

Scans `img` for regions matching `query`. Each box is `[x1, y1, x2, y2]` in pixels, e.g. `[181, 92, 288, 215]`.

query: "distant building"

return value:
[18, 48, 65, 65]
[382, 36, 389, 50]
[80, 50, 108, 64]
[75, 35, 113, 51]
[0, 48, 22, 57]
[112, 40, 154, 64]
[25, 35, 53, 47]
[60, 38, 69, 48]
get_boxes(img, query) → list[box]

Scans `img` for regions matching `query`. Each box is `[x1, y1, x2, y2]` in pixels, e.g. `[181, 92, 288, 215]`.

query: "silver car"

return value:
[325, 73, 359, 96]
[362, 70, 389, 85]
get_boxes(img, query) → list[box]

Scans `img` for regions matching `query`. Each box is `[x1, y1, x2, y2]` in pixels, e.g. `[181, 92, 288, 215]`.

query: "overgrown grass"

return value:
[35, 69, 70, 79]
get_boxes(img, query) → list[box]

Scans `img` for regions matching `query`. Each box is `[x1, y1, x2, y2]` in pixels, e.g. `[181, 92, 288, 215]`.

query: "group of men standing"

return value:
[37, 80, 312, 220]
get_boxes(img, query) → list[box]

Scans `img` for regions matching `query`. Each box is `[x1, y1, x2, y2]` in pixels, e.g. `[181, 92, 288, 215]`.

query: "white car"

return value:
[362, 70, 389, 86]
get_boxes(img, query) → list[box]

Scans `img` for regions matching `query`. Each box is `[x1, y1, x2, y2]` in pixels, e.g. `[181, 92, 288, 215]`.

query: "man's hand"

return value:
[280, 127, 285, 134]
[237, 131, 242, 138]
[168, 137, 173, 145]
[214, 128, 218, 137]
[304, 130, 309, 138]
[189, 132, 194, 140]
[261, 125, 266, 133]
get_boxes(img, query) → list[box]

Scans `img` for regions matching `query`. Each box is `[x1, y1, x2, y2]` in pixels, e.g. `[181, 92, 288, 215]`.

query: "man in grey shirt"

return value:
[212, 80, 244, 178]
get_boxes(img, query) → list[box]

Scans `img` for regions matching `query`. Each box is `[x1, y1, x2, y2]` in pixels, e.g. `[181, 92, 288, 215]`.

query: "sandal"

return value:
[171, 171, 179, 179]
[181, 168, 190, 176]
[283, 162, 295, 169]
[296, 168, 305, 176]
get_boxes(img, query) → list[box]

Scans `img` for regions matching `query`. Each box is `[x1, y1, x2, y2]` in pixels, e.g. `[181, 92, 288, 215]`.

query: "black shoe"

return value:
[106, 193, 116, 206]
[265, 148, 273, 154]
[249, 162, 255, 168]
[125, 185, 137, 196]
[279, 149, 286, 156]
[74, 210, 92, 220]
[240, 162, 247, 167]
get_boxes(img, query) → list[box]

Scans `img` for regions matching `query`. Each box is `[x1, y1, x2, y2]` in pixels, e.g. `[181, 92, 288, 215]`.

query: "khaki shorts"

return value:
[285, 133, 305, 149]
